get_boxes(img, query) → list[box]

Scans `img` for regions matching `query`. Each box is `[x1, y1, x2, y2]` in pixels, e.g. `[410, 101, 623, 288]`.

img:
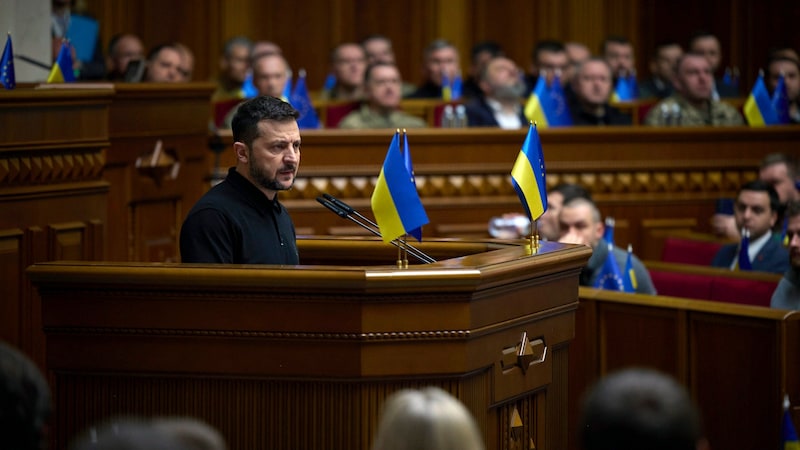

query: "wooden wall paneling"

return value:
[0, 230, 24, 347]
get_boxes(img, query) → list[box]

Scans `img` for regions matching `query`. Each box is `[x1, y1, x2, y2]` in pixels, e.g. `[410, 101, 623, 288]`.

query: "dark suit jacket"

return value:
[711, 234, 789, 274]
[570, 103, 632, 126]
[464, 97, 527, 128]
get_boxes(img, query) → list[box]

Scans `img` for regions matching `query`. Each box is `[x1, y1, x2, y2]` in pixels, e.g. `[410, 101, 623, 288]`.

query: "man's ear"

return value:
[233, 142, 249, 163]
[595, 221, 605, 241]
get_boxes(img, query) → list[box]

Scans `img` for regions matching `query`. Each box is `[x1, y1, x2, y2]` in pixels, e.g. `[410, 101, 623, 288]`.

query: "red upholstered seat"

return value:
[660, 237, 725, 266]
[649, 269, 713, 300]
[324, 101, 360, 128]
[709, 277, 777, 307]
[213, 98, 242, 128]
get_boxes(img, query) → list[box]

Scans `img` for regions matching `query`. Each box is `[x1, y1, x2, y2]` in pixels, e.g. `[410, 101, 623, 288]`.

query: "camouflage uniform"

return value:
[644, 94, 744, 126]
[338, 104, 427, 129]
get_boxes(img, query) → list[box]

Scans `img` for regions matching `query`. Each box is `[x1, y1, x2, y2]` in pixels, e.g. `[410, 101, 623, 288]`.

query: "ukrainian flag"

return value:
[782, 396, 799, 450]
[370, 131, 429, 243]
[47, 41, 76, 83]
[623, 244, 637, 293]
[611, 74, 637, 103]
[744, 72, 778, 126]
[511, 123, 547, 221]
[524, 74, 548, 127]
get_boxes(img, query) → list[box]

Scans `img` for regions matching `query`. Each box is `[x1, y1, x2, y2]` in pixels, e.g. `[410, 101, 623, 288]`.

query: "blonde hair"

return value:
[372, 387, 485, 450]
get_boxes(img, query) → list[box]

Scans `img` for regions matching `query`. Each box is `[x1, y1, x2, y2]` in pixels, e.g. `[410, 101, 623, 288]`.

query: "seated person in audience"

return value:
[408, 39, 461, 99]
[361, 34, 416, 96]
[105, 33, 144, 81]
[222, 53, 291, 128]
[371, 387, 485, 450]
[175, 42, 195, 82]
[565, 41, 592, 68]
[640, 40, 683, 99]
[462, 40, 505, 100]
[319, 42, 368, 102]
[769, 46, 799, 63]
[212, 36, 253, 102]
[463, 56, 527, 129]
[711, 180, 789, 274]
[602, 35, 636, 82]
[339, 63, 426, 129]
[525, 40, 571, 94]
[569, 58, 632, 126]
[539, 183, 592, 241]
[713, 153, 800, 240]
[644, 53, 744, 126]
[767, 56, 800, 123]
[771, 201, 800, 309]
[251, 40, 282, 59]
[559, 197, 657, 294]
[181, 96, 301, 265]
[143, 43, 183, 83]
[580, 368, 709, 450]
[688, 30, 738, 98]
[72, 417, 227, 450]
[0, 341, 51, 450]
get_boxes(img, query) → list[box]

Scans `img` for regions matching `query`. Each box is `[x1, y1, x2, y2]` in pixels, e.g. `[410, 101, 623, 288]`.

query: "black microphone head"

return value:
[317, 196, 348, 218]
[324, 193, 355, 214]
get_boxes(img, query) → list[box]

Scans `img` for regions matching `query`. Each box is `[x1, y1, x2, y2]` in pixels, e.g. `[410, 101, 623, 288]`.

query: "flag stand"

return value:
[527, 219, 540, 254]
[396, 234, 409, 269]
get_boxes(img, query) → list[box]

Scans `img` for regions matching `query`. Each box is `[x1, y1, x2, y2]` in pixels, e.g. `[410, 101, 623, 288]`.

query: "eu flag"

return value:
[370, 131, 429, 243]
[772, 73, 791, 125]
[603, 217, 615, 246]
[511, 123, 548, 221]
[289, 69, 320, 129]
[544, 73, 573, 126]
[594, 242, 627, 291]
[1, 34, 15, 90]
[782, 396, 799, 450]
[744, 72, 778, 126]
[47, 40, 76, 83]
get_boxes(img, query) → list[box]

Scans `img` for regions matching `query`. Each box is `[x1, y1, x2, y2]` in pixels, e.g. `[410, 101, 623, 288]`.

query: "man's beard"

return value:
[494, 81, 527, 101]
[249, 160, 296, 192]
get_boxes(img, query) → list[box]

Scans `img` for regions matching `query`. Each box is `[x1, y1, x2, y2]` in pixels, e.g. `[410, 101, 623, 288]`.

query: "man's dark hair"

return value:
[0, 341, 52, 450]
[687, 30, 717, 47]
[580, 368, 703, 450]
[232, 96, 299, 150]
[360, 34, 391, 47]
[786, 200, 800, 220]
[532, 40, 566, 63]
[652, 40, 682, 60]
[471, 41, 504, 62]
[552, 183, 593, 204]
[146, 43, 179, 62]
[767, 56, 800, 76]
[739, 179, 781, 213]
[423, 38, 457, 60]
[601, 35, 632, 55]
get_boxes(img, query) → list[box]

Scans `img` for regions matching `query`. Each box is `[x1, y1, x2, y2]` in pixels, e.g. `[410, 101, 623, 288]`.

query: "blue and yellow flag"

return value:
[401, 131, 422, 241]
[511, 123, 548, 221]
[47, 40, 76, 83]
[773, 73, 792, 125]
[603, 216, 616, 246]
[744, 72, 778, 126]
[524, 74, 548, 126]
[623, 244, 637, 293]
[289, 69, 320, 129]
[1, 33, 15, 90]
[611, 74, 638, 102]
[280, 69, 292, 102]
[594, 243, 627, 291]
[370, 131, 429, 243]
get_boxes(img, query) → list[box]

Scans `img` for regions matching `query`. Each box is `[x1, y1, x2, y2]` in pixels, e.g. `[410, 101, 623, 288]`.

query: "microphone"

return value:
[316, 195, 436, 264]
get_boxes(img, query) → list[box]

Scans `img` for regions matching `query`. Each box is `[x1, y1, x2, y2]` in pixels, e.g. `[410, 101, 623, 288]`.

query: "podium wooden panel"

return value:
[0, 88, 111, 359]
[28, 238, 591, 450]
[106, 83, 214, 263]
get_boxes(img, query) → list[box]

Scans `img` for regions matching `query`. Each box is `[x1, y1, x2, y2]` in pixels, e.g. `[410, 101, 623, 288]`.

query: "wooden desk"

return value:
[209, 126, 800, 252]
[28, 237, 591, 450]
[571, 287, 800, 450]
[0, 87, 112, 359]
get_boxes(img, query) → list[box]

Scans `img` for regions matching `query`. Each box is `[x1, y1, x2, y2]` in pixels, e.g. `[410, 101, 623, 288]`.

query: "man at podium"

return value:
[180, 96, 301, 264]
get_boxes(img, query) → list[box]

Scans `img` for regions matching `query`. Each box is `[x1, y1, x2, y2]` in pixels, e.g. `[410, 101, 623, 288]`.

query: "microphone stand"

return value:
[316, 196, 436, 264]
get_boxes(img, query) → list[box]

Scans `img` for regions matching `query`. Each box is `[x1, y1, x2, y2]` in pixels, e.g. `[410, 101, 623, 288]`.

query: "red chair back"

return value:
[324, 102, 360, 128]
[661, 237, 725, 266]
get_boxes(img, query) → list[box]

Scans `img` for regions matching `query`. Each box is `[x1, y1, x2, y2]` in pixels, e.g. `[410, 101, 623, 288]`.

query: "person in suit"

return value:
[569, 58, 632, 126]
[767, 56, 800, 123]
[580, 368, 709, 450]
[462, 40, 504, 100]
[687, 31, 739, 98]
[371, 387, 485, 450]
[408, 39, 461, 99]
[319, 42, 368, 102]
[464, 56, 527, 128]
[105, 33, 145, 81]
[559, 197, 656, 294]
[771, 201, 800, 309]
[143, 43, 183, 83]
[711, 180, 789, 274]
[640, 41, 683, 99]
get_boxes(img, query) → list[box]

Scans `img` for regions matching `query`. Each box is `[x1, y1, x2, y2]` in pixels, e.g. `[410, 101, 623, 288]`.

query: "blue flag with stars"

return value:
[594, 243, 627, 291]
[1, 34, 15, 90]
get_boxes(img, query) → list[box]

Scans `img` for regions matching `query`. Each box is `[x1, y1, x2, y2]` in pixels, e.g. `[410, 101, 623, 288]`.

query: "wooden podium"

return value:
[28, 237, 590, 450]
